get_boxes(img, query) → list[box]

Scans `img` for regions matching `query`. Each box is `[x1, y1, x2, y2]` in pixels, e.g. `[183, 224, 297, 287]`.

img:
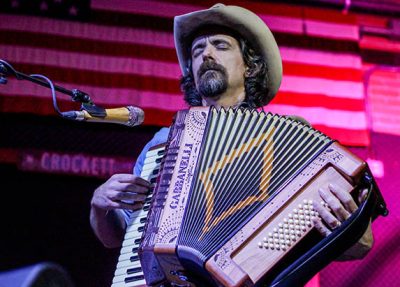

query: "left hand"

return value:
[312, 184, 373, 260]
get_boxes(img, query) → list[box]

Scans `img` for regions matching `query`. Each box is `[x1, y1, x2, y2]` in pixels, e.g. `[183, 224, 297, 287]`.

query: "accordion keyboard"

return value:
[112, 146, 165, 287]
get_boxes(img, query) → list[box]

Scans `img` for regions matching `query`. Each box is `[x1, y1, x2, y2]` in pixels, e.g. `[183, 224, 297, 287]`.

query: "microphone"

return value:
[61, 106, 144, 127]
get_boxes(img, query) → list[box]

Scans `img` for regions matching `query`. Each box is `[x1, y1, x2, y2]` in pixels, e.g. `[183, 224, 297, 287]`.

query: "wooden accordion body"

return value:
[135, 107, 385, 287]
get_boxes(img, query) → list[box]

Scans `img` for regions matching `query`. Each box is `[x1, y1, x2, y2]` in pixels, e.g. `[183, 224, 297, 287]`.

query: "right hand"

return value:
[91, 173, 150, 211]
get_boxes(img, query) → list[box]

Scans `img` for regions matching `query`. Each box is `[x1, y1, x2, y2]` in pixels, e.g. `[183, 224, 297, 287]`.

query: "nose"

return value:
[202, 43, 215, 62]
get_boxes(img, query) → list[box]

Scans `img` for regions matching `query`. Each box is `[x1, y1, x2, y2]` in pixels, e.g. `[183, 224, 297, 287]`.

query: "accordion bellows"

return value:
[136, 107, 379, 286]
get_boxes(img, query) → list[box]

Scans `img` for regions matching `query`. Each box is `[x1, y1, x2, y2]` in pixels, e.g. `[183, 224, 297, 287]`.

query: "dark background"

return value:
[0, 113, 161, 286]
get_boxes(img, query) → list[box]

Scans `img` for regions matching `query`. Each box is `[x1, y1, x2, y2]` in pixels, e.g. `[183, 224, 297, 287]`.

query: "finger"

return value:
[120, 175, 151, 187]
[123, 183, 150, 194]
[108, 200, 144, 211]
[111, 174, 151, 187]
[319, 187, 350, 221]
[132, 176, 151, 187]
[358, 188, 368, 204]
[312, 216, 331, 237]
[329, 184, 358, 214]
[313, 197, 342, 229]
[112, 191, 147, 202]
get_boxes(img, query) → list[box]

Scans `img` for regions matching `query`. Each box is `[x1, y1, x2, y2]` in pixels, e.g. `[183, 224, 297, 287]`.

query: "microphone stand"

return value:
[0, 59, 107, 118]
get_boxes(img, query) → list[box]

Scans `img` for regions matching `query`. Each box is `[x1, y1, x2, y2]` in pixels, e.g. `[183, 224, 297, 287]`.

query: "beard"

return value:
[197, 61, 228, 99]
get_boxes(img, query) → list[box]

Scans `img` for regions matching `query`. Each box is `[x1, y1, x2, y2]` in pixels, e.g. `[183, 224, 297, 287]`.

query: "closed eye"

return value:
[192, 43, 205, 58]
[212, 39, 231, 50]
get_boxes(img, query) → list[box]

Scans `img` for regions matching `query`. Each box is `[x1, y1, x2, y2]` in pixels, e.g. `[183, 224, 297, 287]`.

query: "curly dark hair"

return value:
[180, 38, 271, 108]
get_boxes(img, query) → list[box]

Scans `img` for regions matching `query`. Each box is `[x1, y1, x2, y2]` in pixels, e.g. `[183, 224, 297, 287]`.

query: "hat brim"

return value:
[174, 4, 282, 105]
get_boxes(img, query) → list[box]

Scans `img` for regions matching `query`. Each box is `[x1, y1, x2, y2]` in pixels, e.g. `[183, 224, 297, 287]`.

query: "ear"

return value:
[245, 67, 251, 77]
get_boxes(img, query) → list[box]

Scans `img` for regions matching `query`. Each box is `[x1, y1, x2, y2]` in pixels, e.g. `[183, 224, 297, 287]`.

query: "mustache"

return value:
[197, 61, 226, 78]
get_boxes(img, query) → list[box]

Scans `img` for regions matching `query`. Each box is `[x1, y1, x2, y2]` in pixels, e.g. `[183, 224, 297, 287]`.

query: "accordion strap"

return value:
[269, 173, 388, 287]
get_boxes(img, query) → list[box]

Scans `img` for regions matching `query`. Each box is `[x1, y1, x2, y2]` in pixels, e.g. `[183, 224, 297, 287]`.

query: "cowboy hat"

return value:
[174, 3, 282, 105]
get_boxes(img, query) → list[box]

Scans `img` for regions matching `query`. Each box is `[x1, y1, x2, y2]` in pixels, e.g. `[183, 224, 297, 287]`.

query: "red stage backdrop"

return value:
[0, 0, 370, 146]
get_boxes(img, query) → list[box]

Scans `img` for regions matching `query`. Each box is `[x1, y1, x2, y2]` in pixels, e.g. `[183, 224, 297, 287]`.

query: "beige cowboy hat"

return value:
[174, 3, 282, 105]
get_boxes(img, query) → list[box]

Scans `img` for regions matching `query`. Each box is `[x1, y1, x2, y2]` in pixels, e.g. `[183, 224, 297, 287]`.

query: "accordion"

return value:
[112, 107, 387, 287]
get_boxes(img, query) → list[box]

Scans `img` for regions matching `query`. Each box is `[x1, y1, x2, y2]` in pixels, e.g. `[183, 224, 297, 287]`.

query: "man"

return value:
[90, 4, 372, 261]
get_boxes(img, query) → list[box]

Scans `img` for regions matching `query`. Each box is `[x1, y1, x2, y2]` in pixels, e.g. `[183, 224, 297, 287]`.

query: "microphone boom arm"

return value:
[0, 59, 106, 117]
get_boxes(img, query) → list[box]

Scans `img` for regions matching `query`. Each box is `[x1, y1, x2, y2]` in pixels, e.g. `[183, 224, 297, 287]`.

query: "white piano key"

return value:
[121, 236, 141, 248]
[111, 278, 146, 287]
[123, 232, 142, 241]
[119, 245, 139, 256]
[125, 220, 146, 232]
[112, 272, 144, 284]
[113, 264, 141, 276]
[141, 161, 160, 173]
[116, 259, 142, 270]
[118, 251, 141, 262]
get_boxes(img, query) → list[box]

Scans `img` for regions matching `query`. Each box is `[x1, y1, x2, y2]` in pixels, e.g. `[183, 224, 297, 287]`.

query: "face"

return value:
[190, 33, 246, 107]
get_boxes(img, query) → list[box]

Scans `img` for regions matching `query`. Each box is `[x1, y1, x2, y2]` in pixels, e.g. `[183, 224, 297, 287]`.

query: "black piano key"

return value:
[137, 226, 144, 232]
[130, 255, 140, 262]
[124, 274, 145, 283]
[131, 247, 139, 253]
[127, 266, 142, 275]
[134, 238, 141, 244]
[143, 205, 150, 211]
[140, 217, 146, 223]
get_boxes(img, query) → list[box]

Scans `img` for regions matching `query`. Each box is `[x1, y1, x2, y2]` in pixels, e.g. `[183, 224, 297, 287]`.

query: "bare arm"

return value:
[90, 173, 150, 248]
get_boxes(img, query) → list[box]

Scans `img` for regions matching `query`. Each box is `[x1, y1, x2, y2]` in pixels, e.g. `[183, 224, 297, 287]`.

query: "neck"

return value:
[201, 88, 246, 109]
